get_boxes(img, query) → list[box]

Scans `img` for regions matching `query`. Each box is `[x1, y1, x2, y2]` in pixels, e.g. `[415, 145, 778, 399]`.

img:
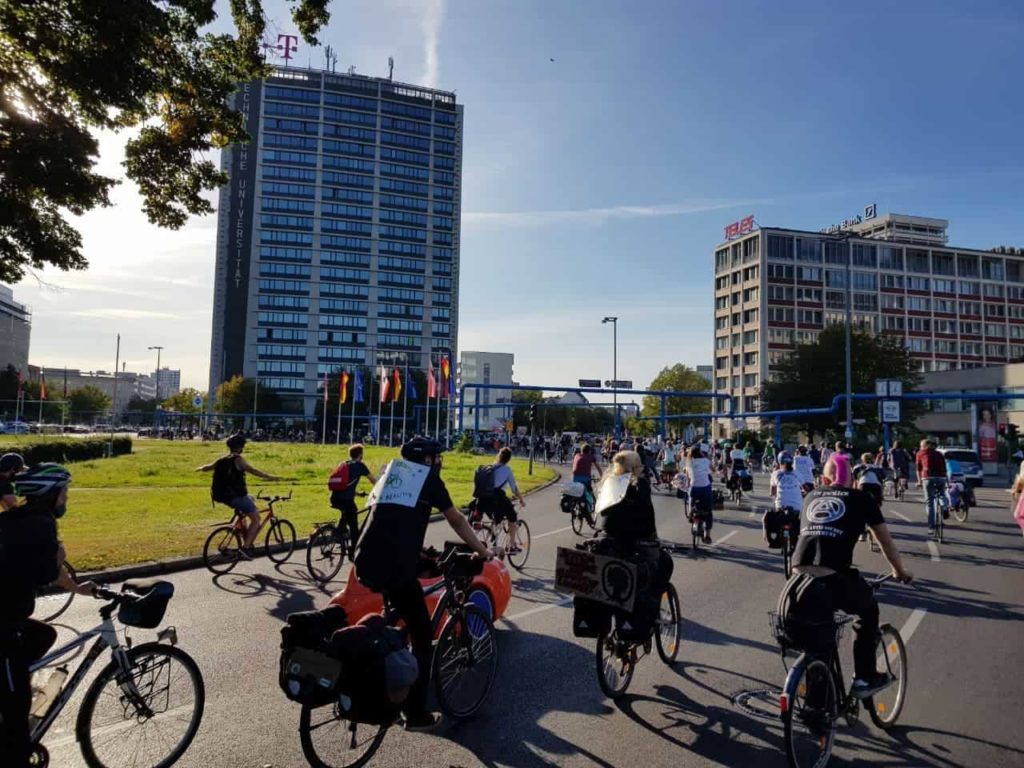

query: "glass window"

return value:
[907, 250, 930, 273]
[796, 238, 822, 262]
[824, 241, 848, 265]
[932, 252, 956, 276]
[852, 272, 877, 291]
[878, 246, 903, 270]
[908, 277, 930, 291]
[958, 254, 980, 277]
[959, 281, 980, 296]
[767, 235, 793, 261]
[852, 244, 876, 267]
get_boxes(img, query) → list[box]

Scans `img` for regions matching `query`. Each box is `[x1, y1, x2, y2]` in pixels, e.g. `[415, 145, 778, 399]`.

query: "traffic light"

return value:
[1009, 423, 1020, 440]
[529, 404, 538, 422]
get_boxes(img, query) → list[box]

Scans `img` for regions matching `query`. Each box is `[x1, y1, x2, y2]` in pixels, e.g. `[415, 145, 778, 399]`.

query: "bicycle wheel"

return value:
[571, 506, 584, 535]
[868, 624, 907, 729]
[202, 525, 242, 575]
[265, 518, 297, 563]
[504, 520, 530, 570]
[783, 658, 838, 768]
[952, 502, 969, 523]
[596, 630, 634, 699]
[34, 560, 76, 623]
[433, 604, 498, 719]
[655, 584, 681, 664]
[691, 520, 700, 550]
[307, 525, 346, 584]
[298, 703, 388, 768]
[76, 642, 205, 768]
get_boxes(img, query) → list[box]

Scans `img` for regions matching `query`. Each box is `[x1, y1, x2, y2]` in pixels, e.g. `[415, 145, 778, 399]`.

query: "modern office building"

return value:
[695, 365, 713, 386]
[0, 284, 31, 373]
[154, 367, 181, 399]
[30, 367, 156, 414]
[458, 351, 514, 428]
[208, 66, 462, 416]
[712, 209, 1024, 432]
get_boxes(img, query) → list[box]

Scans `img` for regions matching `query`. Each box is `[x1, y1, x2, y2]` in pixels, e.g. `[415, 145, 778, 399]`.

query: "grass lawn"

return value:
[0, 439, 558, 571]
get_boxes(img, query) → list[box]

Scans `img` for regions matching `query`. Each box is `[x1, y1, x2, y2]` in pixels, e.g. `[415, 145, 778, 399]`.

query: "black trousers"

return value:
[0, 619, 57, 767]
[382, 579, 432, 716]
[336, 497, 360, 552]
[823, 570, 879, 680]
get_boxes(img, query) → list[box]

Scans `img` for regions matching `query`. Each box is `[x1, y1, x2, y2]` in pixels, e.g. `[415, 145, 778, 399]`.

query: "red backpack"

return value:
[328, 461, 352, 493]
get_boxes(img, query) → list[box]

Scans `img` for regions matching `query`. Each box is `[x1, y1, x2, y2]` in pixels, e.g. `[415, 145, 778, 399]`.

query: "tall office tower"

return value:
[209, 66, 462, 415]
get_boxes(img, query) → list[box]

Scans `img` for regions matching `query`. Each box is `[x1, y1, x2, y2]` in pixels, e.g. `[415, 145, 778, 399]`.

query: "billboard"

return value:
[973, 402, 999, 463]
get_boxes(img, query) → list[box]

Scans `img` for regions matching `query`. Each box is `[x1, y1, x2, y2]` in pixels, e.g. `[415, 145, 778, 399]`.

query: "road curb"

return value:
[81, 467, 564, 583]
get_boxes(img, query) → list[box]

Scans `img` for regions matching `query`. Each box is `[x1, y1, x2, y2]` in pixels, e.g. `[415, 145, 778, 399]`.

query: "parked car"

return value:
[939, 447, 984, 487]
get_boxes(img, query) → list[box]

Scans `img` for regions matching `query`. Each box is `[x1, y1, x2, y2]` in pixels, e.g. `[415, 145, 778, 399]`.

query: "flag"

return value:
[407, 369, 418, 400]
[354, 368, 364, 403]
[39, 373, 47, 401]
[440, 356, 451, 399]
[322, 373, 329, 406]
[379, 365, 391, 403]
[339, 369, 349, 405]
[427, 359, 437, 399]
[392, 368, 402, 403]
[448, 357, 456, 397]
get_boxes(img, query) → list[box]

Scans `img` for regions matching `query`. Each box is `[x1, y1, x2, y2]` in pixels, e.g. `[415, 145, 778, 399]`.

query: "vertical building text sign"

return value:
[724, 215, 755, 241]
[223, 81, 262, 381]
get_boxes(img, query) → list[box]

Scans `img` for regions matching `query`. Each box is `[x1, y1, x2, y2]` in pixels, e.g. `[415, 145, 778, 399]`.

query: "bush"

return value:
[3, 438, 132, 465]
[453, 431, 475, 453]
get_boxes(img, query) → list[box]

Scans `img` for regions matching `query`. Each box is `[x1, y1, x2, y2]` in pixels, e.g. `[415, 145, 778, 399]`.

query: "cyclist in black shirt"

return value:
[782, 485, 913, 697]
[0, 453, 25, 510]
[353, 438, 497, 732]
[329, 443, 377, 557]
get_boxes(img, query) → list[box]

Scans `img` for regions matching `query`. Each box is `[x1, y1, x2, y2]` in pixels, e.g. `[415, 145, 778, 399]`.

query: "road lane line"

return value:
[927, 541, 941, 562]
[503, 595, 572, 622]
[534, 525, 573, 540]
[710, 531, 738, 547]
[889, 509, 913, 522]
[899, 608, 928, 645]
[748, 511, 757, 519]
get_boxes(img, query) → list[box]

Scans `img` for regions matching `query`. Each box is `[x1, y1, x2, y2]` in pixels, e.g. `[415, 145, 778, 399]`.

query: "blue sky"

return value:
[14, 0, 1024, 390]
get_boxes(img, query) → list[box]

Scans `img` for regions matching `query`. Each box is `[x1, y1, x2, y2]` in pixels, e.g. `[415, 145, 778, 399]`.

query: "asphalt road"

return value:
[40, 467, 1024, 768]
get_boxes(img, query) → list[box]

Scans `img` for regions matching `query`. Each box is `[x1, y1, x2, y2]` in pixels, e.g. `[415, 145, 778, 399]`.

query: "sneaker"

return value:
[702, 534, 712, 545]
[942, 509, 950, 520]
[850, 672, 891, 699]
[927, 527, 935, 536]
[403, 711, 442, 732]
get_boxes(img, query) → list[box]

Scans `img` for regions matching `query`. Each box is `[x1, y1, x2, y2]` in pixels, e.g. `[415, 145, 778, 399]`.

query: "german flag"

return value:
[339, 369, 349, 405]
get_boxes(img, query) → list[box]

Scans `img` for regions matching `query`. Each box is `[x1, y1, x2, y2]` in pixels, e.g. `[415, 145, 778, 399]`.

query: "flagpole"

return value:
[321, 370, 328, 445]
[335, 367, 343, 445]
[388, 362, 396, 447]
[402, 360, 409, 440]
[349, 366, 358, 444]
[38, 373, 44, 424]
[376, 361, 384, 445]
[433, 354, 440, 440]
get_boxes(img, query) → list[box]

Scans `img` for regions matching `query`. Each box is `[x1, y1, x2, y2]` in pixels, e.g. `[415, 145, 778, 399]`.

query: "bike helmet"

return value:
[400, 437, 445, 464]
[226, 433, 247, 452]
[0, 452, 25, 473]
[16, 463, 71, 497]
[778, 451, 793, 465]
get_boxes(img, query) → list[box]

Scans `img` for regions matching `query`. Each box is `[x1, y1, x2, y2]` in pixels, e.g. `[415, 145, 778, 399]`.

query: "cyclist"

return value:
[781, 483, 913, 699]
[770, 452, 804, 513]
[481, 448, 525, 553]
[684, 445, 714, 543]
[853, 453, 884, 508]
[598, 451, 659, 543]
[329, 444, 377, 560]
[1, 453, 25, 510]
[196, 434, 283, 559]
[0, 464, 95, 766]
[793, 445, 816, 495]
[353, 438, 496, 732]
[571, 444, 602, 508]
[659, 442, 678, 484]
[729, 441, 749, 482]
[762, 441, 777, 472]
[822, 441, 852, 488]
[888, 441, 912, 495]
[915, 439, 947, 535]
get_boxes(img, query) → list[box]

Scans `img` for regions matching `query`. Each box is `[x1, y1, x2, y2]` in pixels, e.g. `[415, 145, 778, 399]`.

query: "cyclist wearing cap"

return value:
[196, 435, 282, 558]
[770, 453, 804, 512]
[353, 438, 497, 733]
[1, 464, 96, 765]
[1, 453, 25, 510]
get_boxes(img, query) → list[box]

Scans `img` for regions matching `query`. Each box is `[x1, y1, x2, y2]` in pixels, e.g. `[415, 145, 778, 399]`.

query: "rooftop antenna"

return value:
[388, 56, 394, 81]
[325, 45, 338, 72]
[347, 64, 357, 75]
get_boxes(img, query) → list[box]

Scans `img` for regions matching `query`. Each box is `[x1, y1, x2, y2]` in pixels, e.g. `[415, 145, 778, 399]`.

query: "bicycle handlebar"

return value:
[256, 489, 293, 503]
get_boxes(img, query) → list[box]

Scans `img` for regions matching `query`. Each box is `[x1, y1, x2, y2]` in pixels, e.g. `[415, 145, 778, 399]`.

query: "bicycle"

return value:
[780, 507, 800, 579]
[475, 510, 531, 571]
[306, 493, 368, 584]
[33, 560, 78, 623]
[772, 574, 907, 768]
[202, 490, 296, 574]
[27, 580, 204, 768]
[297, 546, 498, 768]
[929, 483, 948, 544]
[947, 481, 970, 523]
[560, 486, 597, 536]
[589, 542, 681, 699]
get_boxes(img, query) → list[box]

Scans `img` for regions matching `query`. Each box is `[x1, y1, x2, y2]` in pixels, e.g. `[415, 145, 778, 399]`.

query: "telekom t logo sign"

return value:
[262, 34, 299, 61]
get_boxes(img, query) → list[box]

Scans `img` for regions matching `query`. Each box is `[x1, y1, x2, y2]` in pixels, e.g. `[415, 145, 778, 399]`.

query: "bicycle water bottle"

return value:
[30, 665, 68, 718]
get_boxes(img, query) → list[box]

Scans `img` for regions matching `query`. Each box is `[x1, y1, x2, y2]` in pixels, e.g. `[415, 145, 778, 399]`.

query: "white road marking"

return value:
[710, 531, 738, 547]
[534, 525, 573, 540]
[889, 509, 913, 522]
[503, 595, 572, 622]
[898, 608, 928, 645]
[927, 541, 941, 562]
[748, 511, 757, 519]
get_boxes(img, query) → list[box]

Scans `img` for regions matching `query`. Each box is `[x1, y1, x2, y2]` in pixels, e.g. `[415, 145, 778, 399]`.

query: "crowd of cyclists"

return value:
[0, 423, 1004, 767]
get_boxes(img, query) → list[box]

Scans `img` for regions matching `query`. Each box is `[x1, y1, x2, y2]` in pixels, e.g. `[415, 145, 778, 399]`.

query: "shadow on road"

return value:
[210, 567, 318, 620]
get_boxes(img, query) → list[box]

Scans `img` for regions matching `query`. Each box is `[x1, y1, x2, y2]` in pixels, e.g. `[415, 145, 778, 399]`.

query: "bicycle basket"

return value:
[768, 610, 852, 651]
[447, 553, 484, 581]
[118, 581, 174, 629]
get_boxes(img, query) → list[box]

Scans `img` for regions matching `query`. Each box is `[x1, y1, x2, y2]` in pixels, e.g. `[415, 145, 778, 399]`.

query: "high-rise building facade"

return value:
[154, 367, 182, 399]
[209, 67, 462, 415]
[0, 284, 31, 373]
[458, 352, 514, 428]
[712, 210, 1024, 428]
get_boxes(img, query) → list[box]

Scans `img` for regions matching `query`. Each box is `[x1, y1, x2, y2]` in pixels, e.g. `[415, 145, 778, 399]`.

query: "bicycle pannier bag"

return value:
[279, 605, 350, 706]
[328, 614, 417, 724]
[762, 508, 783, 549]
[713, 489, 725, 510]
[473, 465, 497, 500]
[572, 596, 611, 638]
[117, 581, 174, 629]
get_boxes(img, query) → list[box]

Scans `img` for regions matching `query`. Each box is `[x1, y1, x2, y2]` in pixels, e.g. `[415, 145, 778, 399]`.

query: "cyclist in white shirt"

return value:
[792, 445, 816, 494]
[770, 452, 803, 511]
[684, 445, 714, 543]
[728, 442, 748, 485]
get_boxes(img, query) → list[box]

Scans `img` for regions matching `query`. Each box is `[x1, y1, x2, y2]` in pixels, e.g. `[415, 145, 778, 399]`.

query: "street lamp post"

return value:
[602, 317, 618, 438]
[827, 231, 856, 441]
[148, 346, 163, 431]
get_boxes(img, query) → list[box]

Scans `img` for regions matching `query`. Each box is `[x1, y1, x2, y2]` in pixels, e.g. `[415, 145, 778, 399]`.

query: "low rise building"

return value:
[0, 285, 31, 373]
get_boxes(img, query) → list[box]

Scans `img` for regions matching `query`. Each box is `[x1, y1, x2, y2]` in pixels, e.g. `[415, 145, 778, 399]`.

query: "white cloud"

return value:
[68, 309, 184, 320]
[462, 198, 766, 227]
[419, 0, 446, 88]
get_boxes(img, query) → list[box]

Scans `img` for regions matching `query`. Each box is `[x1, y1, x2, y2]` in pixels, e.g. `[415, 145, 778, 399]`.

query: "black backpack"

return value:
[775, 574, 835, 652]
[210, 456, 242, 505]
[473, 464, 497, 500]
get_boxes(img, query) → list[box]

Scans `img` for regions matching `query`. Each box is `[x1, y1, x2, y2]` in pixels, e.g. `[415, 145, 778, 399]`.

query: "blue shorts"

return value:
[230, 496, 257, 515]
